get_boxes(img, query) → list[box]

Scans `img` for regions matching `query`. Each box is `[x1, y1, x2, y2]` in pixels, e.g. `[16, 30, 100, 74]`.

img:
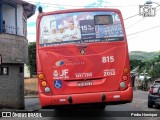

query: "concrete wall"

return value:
[0, 34, 28, 63]
[0, 34, 27, 109]
[0, 64, 24, 109]
[17, 4, 23, 36]
[0, 0, 35, 110]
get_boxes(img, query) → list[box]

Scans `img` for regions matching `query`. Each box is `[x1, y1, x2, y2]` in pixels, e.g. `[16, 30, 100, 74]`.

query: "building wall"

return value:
[0, 64, 24, 109]
[0, 34, 27, 109]
[17, 4, 23, 36]
[0, 34, 28, 63]
[0, 1, 35, 109]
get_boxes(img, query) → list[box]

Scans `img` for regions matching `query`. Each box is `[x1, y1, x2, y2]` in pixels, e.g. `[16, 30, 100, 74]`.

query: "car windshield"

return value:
[153, 83, 160, 87]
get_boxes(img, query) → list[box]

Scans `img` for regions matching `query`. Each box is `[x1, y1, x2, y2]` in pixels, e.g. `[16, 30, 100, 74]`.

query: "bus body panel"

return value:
[37, 42, 129, 95]
[39, 86, 133, 108]
[36, 8, 133, 108]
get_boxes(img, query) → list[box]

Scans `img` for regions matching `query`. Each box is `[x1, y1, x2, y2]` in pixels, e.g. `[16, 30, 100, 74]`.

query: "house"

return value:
[0, 0, 36, 109]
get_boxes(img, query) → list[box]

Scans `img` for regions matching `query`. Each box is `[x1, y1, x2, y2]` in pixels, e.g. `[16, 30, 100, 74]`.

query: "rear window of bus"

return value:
[40, 11, 124, 46]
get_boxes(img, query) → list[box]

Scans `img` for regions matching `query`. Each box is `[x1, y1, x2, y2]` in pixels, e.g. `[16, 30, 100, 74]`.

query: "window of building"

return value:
[0, 67, 9, 75]
[20, 66, 24, 73]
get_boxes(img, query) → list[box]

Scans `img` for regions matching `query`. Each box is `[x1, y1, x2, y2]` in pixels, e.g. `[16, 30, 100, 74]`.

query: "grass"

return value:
[24, 78, 38, 96]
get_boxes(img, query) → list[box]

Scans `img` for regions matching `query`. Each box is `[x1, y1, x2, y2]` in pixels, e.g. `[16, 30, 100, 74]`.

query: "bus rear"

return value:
[36, 8, 133, 108]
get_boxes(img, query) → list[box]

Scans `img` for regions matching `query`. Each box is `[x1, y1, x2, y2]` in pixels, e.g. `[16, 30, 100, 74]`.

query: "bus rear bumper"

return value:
[39, 86, 133, 108]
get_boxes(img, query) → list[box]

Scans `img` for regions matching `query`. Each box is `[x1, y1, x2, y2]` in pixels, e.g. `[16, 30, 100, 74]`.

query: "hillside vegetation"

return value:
[129, 51, 160, 61]
[129, 51, 160, 79]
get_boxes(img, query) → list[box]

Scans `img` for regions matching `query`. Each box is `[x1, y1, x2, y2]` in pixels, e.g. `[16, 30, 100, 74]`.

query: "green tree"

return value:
[150, 63, 160, 79]
[130, 59, 142, 70]
[28, 42, 36, 77]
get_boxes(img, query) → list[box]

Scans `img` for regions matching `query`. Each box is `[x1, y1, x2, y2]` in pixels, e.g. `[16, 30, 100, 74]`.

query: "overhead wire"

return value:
[22, 0, 160, 39]
[127, 24, 160, 37]
[125, 18, 144, 29]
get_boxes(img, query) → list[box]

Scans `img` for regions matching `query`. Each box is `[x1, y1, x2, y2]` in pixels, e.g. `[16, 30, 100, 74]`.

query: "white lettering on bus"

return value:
[102, 56, 114, 63]
[53, 69, 69, 79]
[104, 69, 116, 76]
[75, 72, 92, 78]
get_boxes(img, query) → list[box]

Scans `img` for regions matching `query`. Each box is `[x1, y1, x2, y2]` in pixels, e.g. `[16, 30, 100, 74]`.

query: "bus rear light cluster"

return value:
[38, 73, 50, 93]
[120, 67, 130, 90]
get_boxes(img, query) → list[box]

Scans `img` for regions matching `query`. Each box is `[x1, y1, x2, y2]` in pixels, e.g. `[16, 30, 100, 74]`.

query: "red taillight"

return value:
[120, 67, 130, 90]
[149, 88, 153, 94]
[122, 75, 128, 81]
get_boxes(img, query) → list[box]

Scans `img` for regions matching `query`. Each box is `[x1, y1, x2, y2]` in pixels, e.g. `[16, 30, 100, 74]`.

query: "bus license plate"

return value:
[77, 81, 93, 87]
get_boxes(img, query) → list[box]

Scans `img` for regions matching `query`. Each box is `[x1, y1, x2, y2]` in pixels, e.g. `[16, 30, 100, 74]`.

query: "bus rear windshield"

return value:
[40, 11, 124, 46]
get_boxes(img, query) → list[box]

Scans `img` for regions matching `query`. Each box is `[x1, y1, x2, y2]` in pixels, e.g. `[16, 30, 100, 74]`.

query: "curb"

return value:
[25, 95, 38, 99]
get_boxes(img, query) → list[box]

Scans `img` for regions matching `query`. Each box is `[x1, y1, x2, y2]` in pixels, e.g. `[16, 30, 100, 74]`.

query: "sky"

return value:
[24, 0, 160, 52]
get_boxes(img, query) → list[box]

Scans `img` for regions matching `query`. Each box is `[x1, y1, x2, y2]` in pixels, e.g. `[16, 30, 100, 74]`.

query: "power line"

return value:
[124, 14, 139, 20]
[127, 24, 160, 36]
[127, 35, 141, 40]
[125, 18, 144, 29]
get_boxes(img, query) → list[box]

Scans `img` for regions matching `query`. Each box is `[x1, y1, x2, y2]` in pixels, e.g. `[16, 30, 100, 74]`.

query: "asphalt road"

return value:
[1, 90, 160, 120]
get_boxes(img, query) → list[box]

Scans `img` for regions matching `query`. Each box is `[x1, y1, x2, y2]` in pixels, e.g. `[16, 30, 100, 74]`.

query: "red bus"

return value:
[36, 7, 133, 109]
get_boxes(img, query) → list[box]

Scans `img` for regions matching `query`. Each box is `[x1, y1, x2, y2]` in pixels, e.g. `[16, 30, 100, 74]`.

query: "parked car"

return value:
[154, 79, 160, 84]
[148, 82, 160, 108]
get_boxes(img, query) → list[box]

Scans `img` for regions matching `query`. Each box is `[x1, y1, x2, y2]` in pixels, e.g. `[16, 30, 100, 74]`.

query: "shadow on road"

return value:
[47, 109, 109, 120]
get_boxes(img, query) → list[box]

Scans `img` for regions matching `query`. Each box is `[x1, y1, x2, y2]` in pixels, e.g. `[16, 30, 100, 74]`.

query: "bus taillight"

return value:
[38, 73, 45, 80]
[120, 82, 126, 88]
[44, 87, 51, 93]
[38, 73, 51, 93]
[120, 67, 130, 90]
[123, 67, 129, 74]
[122, 75, 128, 81]
[42, 81, 47, 87]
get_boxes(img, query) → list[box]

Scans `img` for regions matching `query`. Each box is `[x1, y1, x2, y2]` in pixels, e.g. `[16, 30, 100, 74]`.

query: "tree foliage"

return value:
[28, 42, 36, 77]
[149, 55, 160, 79]
[130, 59, 145, 72]
[130, 54, 160, 79]
[149, 63, 160, 78]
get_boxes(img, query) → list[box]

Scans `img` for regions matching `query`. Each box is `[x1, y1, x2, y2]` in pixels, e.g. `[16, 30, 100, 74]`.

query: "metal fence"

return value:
[3, 25, 19, 35]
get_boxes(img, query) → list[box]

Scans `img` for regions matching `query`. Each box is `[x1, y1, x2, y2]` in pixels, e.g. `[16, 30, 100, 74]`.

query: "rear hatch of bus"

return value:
[39, 42, 129, 95]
